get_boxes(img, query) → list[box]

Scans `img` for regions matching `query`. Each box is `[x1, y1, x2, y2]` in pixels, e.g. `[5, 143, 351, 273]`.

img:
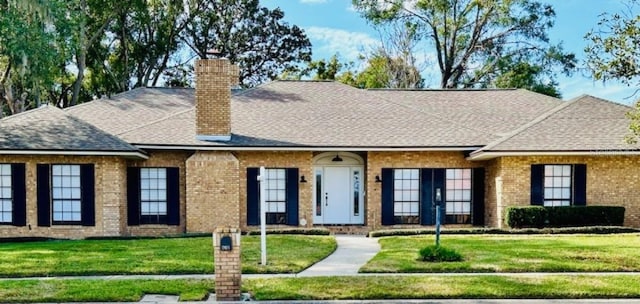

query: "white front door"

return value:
[314, 166, 364, 225]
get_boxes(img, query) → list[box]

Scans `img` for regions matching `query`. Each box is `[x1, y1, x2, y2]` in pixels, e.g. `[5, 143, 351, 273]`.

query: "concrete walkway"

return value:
[296, 234, 380, 276]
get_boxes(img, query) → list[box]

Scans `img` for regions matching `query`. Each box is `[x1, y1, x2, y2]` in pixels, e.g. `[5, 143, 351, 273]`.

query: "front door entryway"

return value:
[313, 152, 364, 225]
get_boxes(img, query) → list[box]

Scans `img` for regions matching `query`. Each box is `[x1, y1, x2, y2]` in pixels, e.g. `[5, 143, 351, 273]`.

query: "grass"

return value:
[244, 275, 640, 300]
[0, 235, 335, 277]
[361, 234, 640, 273]
[0, 279, 214, 302]
[2, 275, 640, 302]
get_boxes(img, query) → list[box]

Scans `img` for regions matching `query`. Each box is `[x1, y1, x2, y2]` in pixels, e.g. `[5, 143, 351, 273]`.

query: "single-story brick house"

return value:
[1, 58, 639, 238]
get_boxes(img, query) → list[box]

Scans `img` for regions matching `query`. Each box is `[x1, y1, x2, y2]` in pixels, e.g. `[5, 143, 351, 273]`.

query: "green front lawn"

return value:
[0, 235, 335, 277]
[361, 234, 640, 273]
[245, 275, 640, 300]
[3, 275, 640, 302]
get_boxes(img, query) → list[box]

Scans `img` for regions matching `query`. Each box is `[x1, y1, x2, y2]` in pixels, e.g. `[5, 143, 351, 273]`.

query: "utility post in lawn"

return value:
[258, 166, 267, 265]
[435, 187, 442, 247]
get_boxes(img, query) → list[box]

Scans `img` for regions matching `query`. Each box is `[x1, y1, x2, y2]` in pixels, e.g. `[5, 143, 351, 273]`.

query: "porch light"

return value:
[300, 175, 307, 183]
[375, 175, 382, 183]
[332, 154, 343, 162]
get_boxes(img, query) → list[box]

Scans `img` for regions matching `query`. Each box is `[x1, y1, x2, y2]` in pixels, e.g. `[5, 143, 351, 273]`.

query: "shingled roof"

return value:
[469, 95, 640, 159]
[0, 105, 145, 157]
[65, 81, 565, 149]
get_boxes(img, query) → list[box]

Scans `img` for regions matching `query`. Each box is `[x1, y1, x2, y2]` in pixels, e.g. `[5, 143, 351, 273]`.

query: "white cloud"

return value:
[300, 0, 328, 4]
[305, 26, 380, 62]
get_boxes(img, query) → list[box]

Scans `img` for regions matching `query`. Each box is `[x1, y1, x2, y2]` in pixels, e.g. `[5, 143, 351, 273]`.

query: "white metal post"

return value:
[259, 166, 267, 265]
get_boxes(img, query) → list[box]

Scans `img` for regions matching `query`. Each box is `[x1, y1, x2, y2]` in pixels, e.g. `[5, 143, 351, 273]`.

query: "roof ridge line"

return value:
[63, 87, 147, 112]
[472, 98, 578, 154]
[115, 107, 194, 136]
[0, 104, 57, 121]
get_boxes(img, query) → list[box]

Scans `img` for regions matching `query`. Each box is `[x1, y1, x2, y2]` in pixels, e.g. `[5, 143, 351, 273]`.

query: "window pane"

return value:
[445, 168, 472, 217]
[51, 165, 82, 223]
[543, 165, 573, 206]
[393, 169, 420, 218]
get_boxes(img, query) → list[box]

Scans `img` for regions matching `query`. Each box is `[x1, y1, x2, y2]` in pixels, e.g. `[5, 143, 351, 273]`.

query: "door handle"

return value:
[325, 192, 328, 206]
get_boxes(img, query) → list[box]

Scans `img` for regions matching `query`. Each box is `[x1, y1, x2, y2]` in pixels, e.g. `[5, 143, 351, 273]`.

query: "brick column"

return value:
[213, 227, 241, 301]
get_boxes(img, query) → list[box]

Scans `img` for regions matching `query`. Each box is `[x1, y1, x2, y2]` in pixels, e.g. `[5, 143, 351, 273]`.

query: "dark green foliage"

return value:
[181, 0, 312, 88]
[505, 206, 626, 229]
[546, 206, 625, 227]
[244, 228, 331, 236]
[352, 0, 576, 96]
[418, 245, 463, 262]
[506, 206, 548, 228]
[368, 226, 639, 237]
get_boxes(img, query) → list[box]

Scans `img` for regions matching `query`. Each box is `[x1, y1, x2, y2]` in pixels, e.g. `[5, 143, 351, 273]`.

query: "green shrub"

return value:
[245, 228, 330, 236]
[546, 206, 625, 227]
[505, 206, 547, 228]
[367, 226, 639, 237]
[418, 245, 463, 262]
[505, 206, 626, 229]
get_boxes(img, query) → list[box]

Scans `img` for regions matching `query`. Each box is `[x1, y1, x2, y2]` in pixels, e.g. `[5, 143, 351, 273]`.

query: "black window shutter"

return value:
[380, 168, 394, 225]
[420, 169, 434, 225]
[80, 164, 95, 226]
[433, 169, 446, 224]
[166, 167, 180, 225]
[11, 164, 26, 226]
[285, 168, 299, 226]
[36, 164, 51, 227]
[573, 164, 587, 206]
[127, 167, 141, 226]
[246, 168, 260, 225]
[530, 165, 544, 206]
[472, 168, 485, 226]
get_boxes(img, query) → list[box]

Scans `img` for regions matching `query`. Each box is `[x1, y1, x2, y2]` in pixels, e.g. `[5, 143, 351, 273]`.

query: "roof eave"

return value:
[134, 144, 484, 152]
[468, 150, 640, 161]
[0, 150, 149, 159]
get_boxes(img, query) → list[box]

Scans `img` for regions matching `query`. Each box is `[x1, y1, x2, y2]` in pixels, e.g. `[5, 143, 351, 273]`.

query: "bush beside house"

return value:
[506, 206, 625, 228]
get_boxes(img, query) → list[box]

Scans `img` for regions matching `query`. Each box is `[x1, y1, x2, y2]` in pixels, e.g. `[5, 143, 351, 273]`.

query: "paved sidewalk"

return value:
[296, 234, 380, 276]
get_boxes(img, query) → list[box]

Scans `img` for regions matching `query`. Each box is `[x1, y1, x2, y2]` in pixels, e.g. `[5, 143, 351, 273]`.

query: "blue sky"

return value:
[262, 0, 638, 104]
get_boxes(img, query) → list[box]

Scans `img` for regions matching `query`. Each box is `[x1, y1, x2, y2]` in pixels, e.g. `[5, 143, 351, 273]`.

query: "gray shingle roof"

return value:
[67, 81, 566, 149]
[372, 88, 562, 138]
[0, 105, 142, 153]
[65, 87, 194, 135]
[471, 95, 640, 156]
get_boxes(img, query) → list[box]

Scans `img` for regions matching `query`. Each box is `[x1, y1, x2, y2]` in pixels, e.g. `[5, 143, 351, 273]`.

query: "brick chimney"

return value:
[195, 57, 239, 141]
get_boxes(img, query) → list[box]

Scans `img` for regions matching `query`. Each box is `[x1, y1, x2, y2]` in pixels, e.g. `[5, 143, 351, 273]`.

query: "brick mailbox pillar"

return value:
[213, 227, 241, 301]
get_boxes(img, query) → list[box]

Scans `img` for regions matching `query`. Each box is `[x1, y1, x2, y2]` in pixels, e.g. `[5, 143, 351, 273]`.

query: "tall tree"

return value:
[585, 1, 640, 91]
[353, 0, 575, 92]
[181, 0, 312, 87]
[585, 0, 640, 142]
[354, 50, 424, 89]
[0, 0, 62, 117]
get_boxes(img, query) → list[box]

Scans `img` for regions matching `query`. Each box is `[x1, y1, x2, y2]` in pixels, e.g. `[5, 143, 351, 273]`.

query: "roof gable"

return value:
[470, 95, 640, 159]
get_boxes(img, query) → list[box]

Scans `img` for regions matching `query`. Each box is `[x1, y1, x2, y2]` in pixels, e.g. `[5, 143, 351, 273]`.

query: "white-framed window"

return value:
[0, 164, 12, 223]
[51, 164, 81, 223]
[264, 168, 286, 224]
[140, 168, 167, 223]
[445, 168, 472, 224]
[543, 165, 572, 207]
[393, 169, 420, 224]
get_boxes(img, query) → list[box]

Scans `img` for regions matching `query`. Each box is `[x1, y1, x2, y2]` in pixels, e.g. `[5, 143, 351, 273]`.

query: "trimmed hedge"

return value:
[245, 228, 331, 236]
[368, 226, 640, 237]
[506, 206, 547, 228]
[505, 206, 625, 229]
[547, 206, 625, 227]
